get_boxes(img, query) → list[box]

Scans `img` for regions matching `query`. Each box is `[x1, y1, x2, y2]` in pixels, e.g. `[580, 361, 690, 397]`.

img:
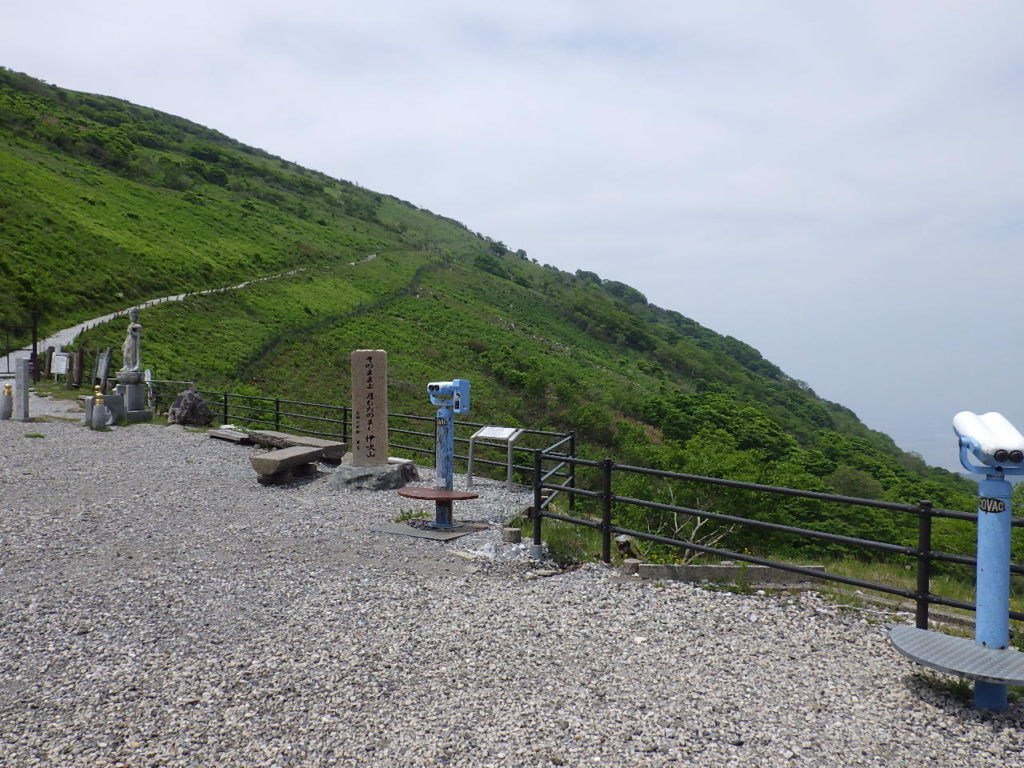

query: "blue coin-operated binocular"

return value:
[428, 379, 471, 493]
[952, 410, 1024, 711]
[428, 379, 470, 414]
[953, 410, 1024, 474]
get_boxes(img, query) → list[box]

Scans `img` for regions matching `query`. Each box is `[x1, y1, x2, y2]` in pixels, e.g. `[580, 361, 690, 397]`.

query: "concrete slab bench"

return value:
[247, 430, 346, 462]
[250, 445, 325, 485]
[209, 428, 253, 444]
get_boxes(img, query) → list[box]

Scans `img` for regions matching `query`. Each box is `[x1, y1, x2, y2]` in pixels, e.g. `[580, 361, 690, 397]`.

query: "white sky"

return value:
[4, 1, 1024, 471]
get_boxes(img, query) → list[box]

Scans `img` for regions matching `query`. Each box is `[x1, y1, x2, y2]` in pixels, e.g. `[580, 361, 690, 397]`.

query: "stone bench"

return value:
[247, 430, 346, 462]
[250, 446, 325, 485]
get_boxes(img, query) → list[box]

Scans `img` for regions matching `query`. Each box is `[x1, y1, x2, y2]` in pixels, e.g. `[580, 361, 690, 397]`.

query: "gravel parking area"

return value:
[1, 396, 1021, 767]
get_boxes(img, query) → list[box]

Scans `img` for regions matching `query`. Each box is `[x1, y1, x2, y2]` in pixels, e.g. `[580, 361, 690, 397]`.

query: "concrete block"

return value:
[636, 562, 826, 585]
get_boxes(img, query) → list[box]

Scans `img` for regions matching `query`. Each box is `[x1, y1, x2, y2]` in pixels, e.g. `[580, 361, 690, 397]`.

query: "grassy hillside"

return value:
[0, 67, 989, 562]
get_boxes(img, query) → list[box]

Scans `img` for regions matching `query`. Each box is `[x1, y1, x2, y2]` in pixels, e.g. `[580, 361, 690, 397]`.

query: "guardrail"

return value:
[150, 387, 575, 487]
[530, 453, 1024, 631]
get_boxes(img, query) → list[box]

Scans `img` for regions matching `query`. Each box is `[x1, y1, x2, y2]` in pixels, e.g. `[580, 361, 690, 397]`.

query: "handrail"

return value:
[530, 453, 1024, 630]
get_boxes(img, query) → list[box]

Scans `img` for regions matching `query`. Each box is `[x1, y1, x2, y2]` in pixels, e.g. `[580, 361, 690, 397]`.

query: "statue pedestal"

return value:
[116, 370, 152, 423]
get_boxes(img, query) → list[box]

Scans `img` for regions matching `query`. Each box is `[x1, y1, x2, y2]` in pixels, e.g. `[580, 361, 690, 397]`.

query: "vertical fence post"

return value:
[568, 431, 577, 511]
[915, 500, 933, 630]
[600, 457, 613, 564]
[340, 405, 348, 443]
[274, 398, 281, 430]
[222, 392, 229, 425]
[532, 450, 544, 548]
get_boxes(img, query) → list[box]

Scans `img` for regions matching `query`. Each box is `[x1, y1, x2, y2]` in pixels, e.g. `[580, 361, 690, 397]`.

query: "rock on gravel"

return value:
[0, 412, 1021, 767]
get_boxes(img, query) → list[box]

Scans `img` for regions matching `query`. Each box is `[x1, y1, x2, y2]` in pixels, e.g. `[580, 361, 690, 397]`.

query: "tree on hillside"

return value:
[13, 272, 55, 381]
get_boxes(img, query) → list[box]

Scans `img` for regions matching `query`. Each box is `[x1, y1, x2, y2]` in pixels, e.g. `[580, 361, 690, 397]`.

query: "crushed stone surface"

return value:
[1, 395, 1021, 767]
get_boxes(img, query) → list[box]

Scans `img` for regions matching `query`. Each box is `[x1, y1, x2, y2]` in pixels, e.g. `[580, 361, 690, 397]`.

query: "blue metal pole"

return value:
[435, 403, 454, 492]
[974, 473, 1012, 711]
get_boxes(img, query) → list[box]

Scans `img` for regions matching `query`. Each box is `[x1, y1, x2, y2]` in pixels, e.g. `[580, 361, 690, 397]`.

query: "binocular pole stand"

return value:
[890, 440, 1024, 712]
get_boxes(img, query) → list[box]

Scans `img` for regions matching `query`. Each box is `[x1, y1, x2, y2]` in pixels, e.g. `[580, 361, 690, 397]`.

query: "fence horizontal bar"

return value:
[199, 391, 265, 403]
[389, 441, 432, 455]
[385, 428, 430, 438]
[923, 594, 1024, 622]
[389, 412, 435, 424]
[224, 403, 270, 414]
[608, 493, 917, 557]
[291, 428, 345, 439]
[277, 411, 345, 426]
[928, 550, 1024, 576]
[544, 482, 599, 499]
[542, 510, 602, 530]
[542, 455, 603, 469]
[608, 461, 929, 514]
[271, 398, 344, 410]
[606, 523, 920, 601]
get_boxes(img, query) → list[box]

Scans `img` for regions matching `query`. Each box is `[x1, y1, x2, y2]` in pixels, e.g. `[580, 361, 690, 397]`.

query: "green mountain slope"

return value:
[0, 67, 983, 558]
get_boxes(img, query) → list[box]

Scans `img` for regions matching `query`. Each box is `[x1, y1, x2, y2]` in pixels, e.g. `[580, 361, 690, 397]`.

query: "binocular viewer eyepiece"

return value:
[953, 411, 1024, 472]
[427, 379, 470, 414]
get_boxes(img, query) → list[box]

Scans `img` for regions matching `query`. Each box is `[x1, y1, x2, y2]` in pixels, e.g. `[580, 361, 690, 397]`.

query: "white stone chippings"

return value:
[0, 404, 1022, 767]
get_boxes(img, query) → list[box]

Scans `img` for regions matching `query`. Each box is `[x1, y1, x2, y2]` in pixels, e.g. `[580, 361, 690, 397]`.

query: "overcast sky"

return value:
[4, 1, 1024, 471]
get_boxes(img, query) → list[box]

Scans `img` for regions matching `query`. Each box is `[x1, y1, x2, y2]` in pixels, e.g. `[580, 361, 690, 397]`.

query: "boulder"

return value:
[167, 388, 213, 426]
[327, 458, 418, 491]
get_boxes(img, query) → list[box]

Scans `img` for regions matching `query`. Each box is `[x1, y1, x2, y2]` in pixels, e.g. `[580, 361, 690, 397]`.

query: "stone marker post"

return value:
[94, 347, 112, 393]
[351, 350, 389, 467]
[14, 357, 30, 421]
[0, 382, 12, 420]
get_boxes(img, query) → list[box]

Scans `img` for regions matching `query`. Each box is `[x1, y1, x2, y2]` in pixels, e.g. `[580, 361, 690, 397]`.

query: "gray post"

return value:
[14, 357, 30, 421]
[0, 382, 12, 420]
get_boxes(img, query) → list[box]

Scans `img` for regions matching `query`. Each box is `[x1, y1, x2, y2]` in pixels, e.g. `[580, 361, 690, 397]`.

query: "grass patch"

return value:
[395, 508, 429, 523]
[912, 672, 1024, 706]
[811, 555, 1024, 635]
[30, 380, 84, 401]
[23, 432, 45, 438]
[511, 513, 605, 567]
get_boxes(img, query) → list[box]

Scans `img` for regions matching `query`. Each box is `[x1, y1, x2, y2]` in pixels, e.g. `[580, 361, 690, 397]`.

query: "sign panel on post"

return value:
[51, 353, 69, 376]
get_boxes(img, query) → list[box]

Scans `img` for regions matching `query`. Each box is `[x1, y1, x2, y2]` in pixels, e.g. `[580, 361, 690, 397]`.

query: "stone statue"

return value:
[120, 308, 142, 372]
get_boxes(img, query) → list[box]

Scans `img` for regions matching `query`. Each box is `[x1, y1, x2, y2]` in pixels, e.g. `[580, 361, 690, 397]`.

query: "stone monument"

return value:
[352, 349, 389, 466]
[327, 349, 417, 490]
[115, 308, 152, 423]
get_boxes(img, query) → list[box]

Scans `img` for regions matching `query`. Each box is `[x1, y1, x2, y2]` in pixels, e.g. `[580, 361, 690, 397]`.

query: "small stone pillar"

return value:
[90, 390, 111, 429]
[351, 350, 388, 466]
[83, 385, 101, 425]
[0, 382, 12, 420]
[13, 358, 30, 422]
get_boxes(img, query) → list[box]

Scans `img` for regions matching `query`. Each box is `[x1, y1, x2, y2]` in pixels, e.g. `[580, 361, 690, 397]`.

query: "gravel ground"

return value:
[1, 394, 1022, 767]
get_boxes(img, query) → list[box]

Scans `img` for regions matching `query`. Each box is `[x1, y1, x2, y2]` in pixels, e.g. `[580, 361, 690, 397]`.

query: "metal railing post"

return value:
[915, 500, 933, 630]
[601, 457, 613, 564]
[222, 392, 229, 425]
[274, 398, 281, 430]
[533, 450, 543, 547]
[569, 431, 577, 511]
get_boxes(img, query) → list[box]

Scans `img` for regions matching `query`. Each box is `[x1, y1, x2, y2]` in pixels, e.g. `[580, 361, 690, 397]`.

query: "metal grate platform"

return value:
[889, 625, 1024, 685]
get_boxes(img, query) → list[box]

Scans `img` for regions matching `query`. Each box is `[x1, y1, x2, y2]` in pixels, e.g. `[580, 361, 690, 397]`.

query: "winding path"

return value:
[1, 255, 378, 377]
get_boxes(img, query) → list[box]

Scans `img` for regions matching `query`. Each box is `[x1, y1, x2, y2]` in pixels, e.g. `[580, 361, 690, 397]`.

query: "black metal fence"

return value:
[152, 388, 575, 485]
[530, 452, 1024, 631]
